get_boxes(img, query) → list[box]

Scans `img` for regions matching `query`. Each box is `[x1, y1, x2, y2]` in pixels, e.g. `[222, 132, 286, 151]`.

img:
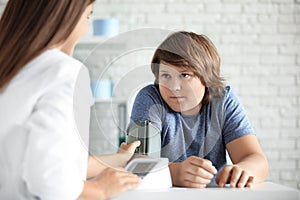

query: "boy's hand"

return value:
[169, 156, 217, 188]
[216, 165, 254, 188]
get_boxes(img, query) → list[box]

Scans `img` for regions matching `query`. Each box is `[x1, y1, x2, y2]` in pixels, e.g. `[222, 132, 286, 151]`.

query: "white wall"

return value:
[1, 0, 299, 189]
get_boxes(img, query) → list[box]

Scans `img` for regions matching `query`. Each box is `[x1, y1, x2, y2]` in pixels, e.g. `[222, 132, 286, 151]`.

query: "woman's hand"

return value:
[216, 165, 254, 188]
[94, 168, 140, 199]
[169, 156, 217, 188]
[87, 141, 141, 179]
[118, 141, 141, 154]
[111, 140, 142, 168]
[81, 168, 140, 200]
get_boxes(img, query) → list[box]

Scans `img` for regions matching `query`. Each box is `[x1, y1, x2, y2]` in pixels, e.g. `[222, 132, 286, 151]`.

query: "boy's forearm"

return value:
[234, 153, 268, 183]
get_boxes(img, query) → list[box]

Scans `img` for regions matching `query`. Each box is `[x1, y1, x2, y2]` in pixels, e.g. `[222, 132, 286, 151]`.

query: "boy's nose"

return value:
[170, 78, 181, 92]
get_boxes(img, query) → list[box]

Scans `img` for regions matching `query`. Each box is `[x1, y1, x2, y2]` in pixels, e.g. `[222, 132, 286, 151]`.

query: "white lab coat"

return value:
[0, 49, 94, 200]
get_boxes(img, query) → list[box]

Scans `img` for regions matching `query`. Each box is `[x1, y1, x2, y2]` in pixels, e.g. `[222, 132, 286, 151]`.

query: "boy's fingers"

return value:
[246, 176, 254, 188]
[190, 157, 217, 174]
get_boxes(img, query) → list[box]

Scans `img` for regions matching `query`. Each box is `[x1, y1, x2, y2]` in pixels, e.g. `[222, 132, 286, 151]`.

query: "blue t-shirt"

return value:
[129, 84, 255, 175]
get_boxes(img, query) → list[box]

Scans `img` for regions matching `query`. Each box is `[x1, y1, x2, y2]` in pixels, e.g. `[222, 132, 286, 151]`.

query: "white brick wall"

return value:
[1, 0, 299, 190]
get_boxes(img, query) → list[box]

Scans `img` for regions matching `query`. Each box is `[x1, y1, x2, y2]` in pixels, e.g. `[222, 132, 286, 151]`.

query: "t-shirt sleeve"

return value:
[222, 86, 255, 144]
[129, 85, 166, 131]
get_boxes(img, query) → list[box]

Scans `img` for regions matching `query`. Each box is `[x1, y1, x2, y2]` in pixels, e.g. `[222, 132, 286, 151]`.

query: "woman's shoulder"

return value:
[29, 49, 84, 81]
[26, 48, 81, 68]
[15, 49, 86, 95]
[46, 49, 83, 74]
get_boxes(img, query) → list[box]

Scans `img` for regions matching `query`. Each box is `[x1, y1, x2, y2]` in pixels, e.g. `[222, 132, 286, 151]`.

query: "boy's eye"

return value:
[180, 73, 191, 78]
[161, 74, 171, 79]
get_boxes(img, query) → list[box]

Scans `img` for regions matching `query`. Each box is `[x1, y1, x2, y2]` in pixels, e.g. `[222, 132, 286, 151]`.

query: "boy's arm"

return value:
[216, 134, 268, 187]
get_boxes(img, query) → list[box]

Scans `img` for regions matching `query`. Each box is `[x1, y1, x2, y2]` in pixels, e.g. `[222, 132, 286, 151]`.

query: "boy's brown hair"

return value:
[151, 31, 225, 105]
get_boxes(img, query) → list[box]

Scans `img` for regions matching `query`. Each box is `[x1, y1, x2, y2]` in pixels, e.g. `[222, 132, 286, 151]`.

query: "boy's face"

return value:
[158, 62, 206, 115]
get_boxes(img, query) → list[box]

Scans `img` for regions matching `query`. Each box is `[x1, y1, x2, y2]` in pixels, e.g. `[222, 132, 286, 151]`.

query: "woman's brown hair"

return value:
[151, 31, 225, 105]
[0, 0, 95, 90]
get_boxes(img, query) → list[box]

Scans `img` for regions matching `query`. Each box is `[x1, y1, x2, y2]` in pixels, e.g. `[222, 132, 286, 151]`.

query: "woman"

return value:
[129, 31, 268, 188]
[0, 1, 139, 199]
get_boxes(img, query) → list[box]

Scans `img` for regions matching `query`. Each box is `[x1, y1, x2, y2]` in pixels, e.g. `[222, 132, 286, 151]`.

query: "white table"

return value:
[114, 182, 300, 200]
